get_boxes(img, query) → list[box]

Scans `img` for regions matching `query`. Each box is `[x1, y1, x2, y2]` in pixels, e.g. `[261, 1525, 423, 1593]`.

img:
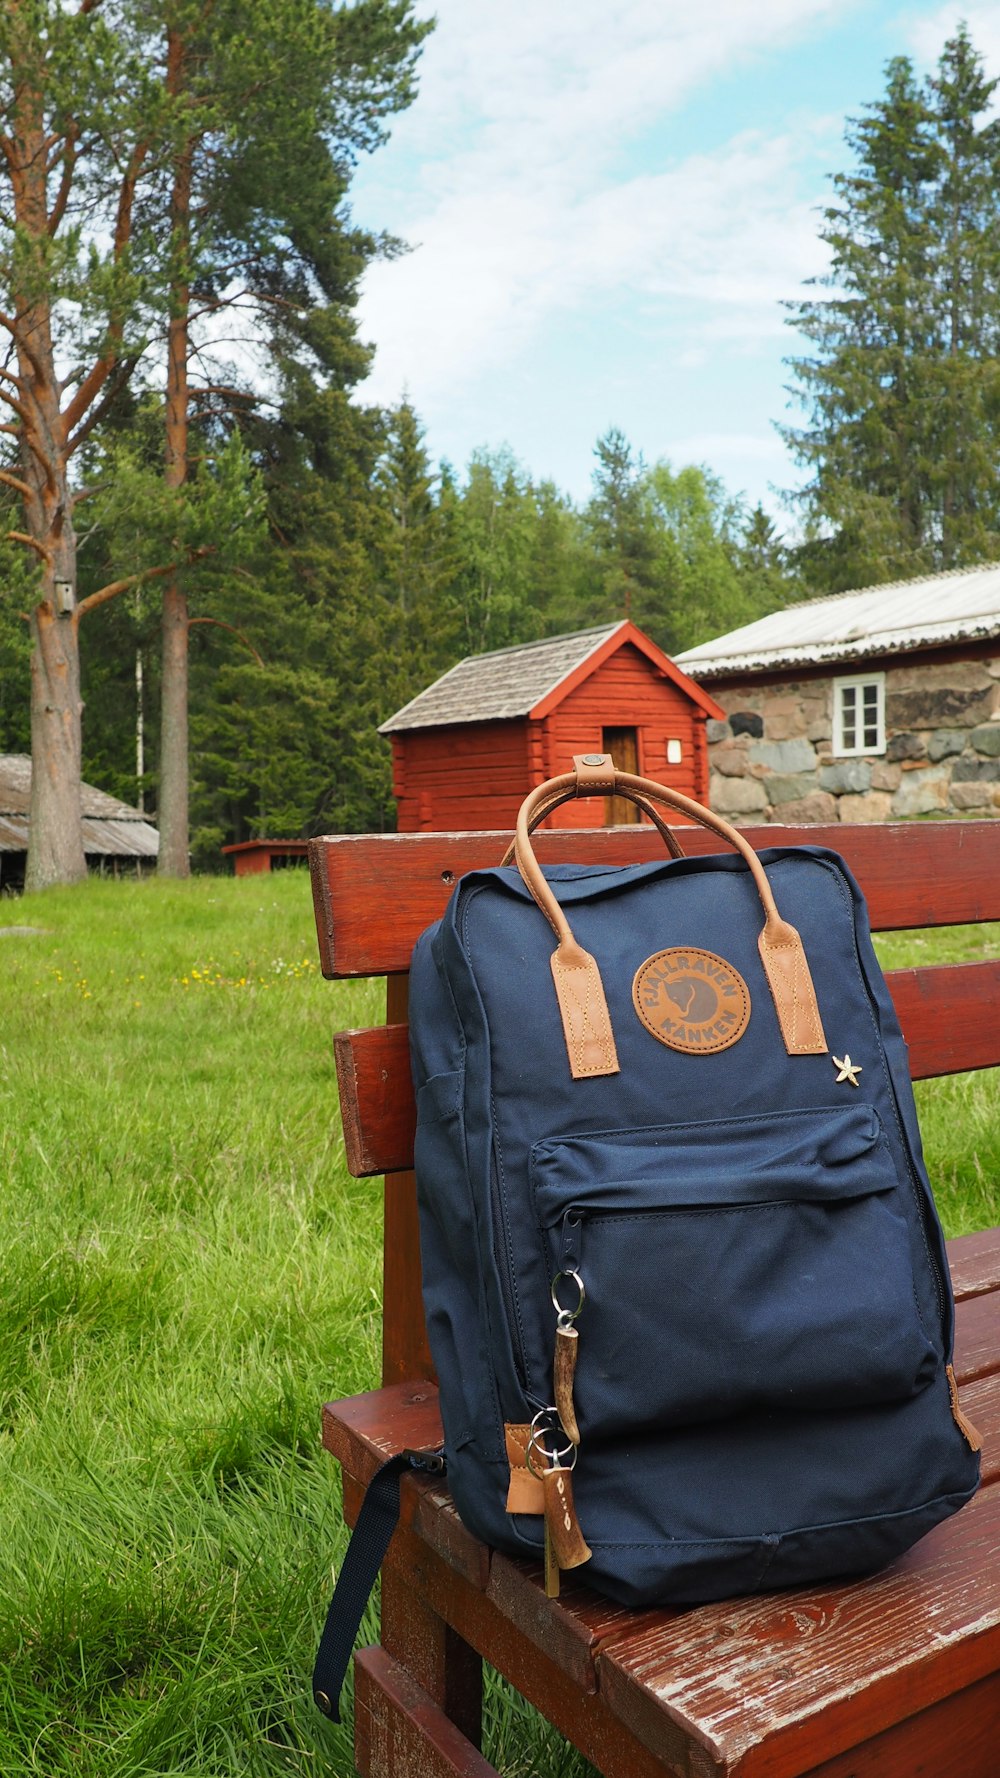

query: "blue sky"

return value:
[348, 2, 1000, 525]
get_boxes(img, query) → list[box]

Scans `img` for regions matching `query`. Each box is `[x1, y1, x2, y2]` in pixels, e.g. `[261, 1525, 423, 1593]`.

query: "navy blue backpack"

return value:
[313, 757, 980, 1717]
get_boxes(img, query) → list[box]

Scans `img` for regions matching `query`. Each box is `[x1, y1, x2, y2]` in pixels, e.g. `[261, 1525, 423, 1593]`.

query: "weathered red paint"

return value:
[391, 632, 723, 832]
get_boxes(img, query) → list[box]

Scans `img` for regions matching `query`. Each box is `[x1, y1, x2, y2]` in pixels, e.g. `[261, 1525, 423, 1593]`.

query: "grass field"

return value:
[0, 872, 997, 1776]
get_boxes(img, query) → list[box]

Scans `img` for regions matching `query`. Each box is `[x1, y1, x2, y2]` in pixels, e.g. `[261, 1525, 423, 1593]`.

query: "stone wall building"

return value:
[675, 565, 1000, 824]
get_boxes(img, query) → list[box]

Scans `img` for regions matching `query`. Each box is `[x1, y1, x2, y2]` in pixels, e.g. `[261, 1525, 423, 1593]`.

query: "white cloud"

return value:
[359, 122, 832, 406]
[668, 431, 789, 464]
[906, 3, 1000, 69]
[349, 0, 860, 504]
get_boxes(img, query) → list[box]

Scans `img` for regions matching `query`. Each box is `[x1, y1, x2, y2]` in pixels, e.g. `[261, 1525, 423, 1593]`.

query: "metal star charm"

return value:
[833, 1053, 862, 1088]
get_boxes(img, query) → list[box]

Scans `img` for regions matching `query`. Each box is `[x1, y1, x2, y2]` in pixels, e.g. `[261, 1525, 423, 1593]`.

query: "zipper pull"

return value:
[553, 1212, 585, 1446]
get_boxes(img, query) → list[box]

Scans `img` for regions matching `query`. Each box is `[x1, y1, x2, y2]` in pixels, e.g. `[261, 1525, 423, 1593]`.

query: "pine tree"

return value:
[585, 428, 659, 621]
[739, 504, 801, 611]
[375, 397, 457, 674]
[144, 0, 430, 874]
[924, 25, 1000, 561]
[784, 28, 1000, 588]
[783, 57, 939, 587]
[448, 449, 541, 654]
[0, 5, 167, 886]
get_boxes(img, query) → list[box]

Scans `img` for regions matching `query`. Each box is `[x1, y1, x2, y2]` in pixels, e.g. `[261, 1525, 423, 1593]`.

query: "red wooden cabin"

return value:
[380, 622, 725, 832]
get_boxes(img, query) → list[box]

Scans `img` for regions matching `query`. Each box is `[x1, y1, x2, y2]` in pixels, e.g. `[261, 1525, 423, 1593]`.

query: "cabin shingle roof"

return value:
[379, 624, 625, 733]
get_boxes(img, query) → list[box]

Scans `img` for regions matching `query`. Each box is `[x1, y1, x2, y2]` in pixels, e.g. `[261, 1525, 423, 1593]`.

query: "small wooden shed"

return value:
[379, 621, 725, 832]
[0, 754, 159, 890]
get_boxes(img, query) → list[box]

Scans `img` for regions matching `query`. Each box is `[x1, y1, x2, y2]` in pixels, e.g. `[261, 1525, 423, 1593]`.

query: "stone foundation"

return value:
[705, 657, 1000, 822]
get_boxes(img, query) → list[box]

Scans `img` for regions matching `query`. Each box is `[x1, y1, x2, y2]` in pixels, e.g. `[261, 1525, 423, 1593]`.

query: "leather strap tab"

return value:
[551, 942, 620, 1079]
[947, 1363, 983, 1452]
[573, 752, 616, 792]
[758, 919, 828, 1055]
[505, 1423, 544, 1514]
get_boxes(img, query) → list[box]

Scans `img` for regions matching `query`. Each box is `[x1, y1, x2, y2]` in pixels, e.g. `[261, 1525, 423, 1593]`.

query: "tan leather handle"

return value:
[499, 787, 685, 865]
[511, 756, 827, 1080]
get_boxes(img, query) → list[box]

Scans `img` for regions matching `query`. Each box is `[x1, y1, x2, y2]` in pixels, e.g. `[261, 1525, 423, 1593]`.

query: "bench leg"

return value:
[355, 1645, 496, 1778]
[380, 1567, 484, 1750]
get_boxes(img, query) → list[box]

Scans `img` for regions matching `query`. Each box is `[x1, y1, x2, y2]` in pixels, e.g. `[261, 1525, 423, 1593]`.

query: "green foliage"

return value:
[784, 24, 1000, 588]
[0, 528, 37, 755]
[645, 462, 756, 649]
[80, 405, 800, 854]
[445, 448, 545, 654]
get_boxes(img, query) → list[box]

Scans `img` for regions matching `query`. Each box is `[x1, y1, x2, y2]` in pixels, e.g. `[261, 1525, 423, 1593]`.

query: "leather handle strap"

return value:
[511, 755, 827, 1080]
[499, 787, 685, 866]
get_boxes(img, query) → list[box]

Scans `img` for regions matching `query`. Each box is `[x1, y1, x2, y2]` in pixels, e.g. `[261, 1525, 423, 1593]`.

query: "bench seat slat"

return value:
[596, 1475, 1000, 1778]
[310, 824, 1000, 979]
[323, 1273, 999, 1778]
[333, 956, 1000, 1178]
[797, 1675, 1000, 1778]
[952, 1289, 1000, 1383]
[949, 1226, 1000, 1299]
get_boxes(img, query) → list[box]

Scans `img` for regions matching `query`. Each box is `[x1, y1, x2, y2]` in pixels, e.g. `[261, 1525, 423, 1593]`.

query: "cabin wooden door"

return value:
[602, 726, 640, 825]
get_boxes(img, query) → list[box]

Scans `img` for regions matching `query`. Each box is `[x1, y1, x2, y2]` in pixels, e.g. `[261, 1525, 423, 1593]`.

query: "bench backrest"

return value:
[310, 821, 1000, 1385]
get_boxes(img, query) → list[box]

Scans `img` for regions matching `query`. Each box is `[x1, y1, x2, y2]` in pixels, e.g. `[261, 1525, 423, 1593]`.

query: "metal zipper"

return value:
[490, 1141, 531, 1392]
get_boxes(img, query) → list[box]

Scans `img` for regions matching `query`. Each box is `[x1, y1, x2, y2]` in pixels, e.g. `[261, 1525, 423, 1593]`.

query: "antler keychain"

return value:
[552, 1261, 584, 1446]
[527, 1409, 591, 1599]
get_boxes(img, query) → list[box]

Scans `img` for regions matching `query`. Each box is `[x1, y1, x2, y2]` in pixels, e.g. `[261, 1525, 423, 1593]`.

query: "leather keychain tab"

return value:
[573, 752, 616, 792]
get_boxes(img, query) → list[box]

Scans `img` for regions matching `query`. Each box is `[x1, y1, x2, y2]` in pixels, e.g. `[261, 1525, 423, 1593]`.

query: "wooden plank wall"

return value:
[541, 643, 707, 809]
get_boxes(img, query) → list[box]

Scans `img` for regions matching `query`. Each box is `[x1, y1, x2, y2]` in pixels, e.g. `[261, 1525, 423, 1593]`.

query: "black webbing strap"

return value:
[312, 1448, 444, 1722]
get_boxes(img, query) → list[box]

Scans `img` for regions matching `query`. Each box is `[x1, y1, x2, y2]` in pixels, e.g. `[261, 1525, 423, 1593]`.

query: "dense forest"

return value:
[2, 13, 1000, 870]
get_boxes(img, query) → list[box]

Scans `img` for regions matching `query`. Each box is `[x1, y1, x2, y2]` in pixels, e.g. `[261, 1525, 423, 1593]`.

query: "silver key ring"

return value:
[550, 1268, 585, 1323]
[526, 1405, 578, 1477]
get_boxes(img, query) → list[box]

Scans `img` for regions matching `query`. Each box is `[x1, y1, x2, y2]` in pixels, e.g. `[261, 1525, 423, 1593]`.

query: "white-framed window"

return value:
[833, 672, 885, 756]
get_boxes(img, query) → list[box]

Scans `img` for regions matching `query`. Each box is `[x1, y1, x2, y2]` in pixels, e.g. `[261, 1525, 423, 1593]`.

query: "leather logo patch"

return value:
[633, 947, 750, 1055]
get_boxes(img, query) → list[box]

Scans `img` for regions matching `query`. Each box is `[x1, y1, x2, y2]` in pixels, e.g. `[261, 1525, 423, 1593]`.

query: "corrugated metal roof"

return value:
[675, 562, 1000, 680]
[81, 817, 159, 857]
[0, 815, 26, 849]
[0, 756, 159, 855]
[379, 624, 625, 732]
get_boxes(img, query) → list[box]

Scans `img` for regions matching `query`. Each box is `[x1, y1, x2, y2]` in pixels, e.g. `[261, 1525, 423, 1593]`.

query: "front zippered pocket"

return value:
[531, 1105, 938, 1442]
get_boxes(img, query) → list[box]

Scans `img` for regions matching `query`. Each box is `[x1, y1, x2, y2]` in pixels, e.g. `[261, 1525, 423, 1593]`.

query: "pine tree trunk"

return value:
[13, 45, 87, 891]
[157, 28, 192, 878]
[26, 589, 87, 892]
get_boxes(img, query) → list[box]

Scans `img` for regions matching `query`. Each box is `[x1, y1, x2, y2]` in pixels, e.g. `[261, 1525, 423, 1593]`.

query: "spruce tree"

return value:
[784, 27, 1000, 587]
[783, 57, 938, 587]
[586, 427, 659, 621]
[925, 25, 1000, 561]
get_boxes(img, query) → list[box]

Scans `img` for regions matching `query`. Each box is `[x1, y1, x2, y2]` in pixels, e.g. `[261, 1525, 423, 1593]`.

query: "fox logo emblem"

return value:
[632, 947, 750, 1055]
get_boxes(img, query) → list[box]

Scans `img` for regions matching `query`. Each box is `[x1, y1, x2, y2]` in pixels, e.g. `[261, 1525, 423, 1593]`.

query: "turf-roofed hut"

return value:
[0, 755, 159, 891]
[380, 621, 725, 832]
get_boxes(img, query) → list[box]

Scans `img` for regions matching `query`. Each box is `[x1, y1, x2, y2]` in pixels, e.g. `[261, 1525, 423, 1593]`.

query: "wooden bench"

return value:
[309, 819, 1000, 1778]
